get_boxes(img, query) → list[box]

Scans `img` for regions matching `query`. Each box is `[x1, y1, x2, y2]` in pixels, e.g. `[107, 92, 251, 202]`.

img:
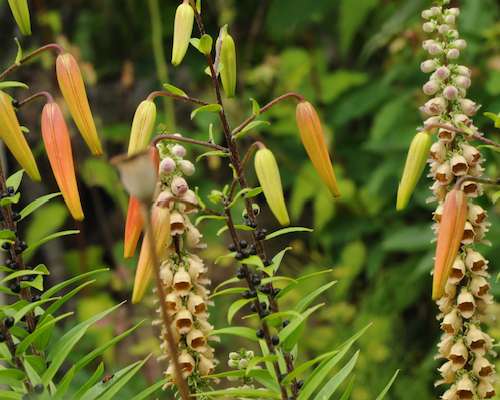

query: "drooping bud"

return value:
[128, 100, 157, 155]
[254, 147, 290, 226]
[171, 0, 194, 66]
[131, 205, 171, 303]
[0, 91, 40, 181]
[296, 101, 340, 197]
[219, 26, 236, 97]
[56, 53, 102, 156]
[41, 102, 84, 220]
[432, 189, 468, 300]
[396, 131, 433, 210]
[7, 0, 31, 35]
[123, 196, 144, 258]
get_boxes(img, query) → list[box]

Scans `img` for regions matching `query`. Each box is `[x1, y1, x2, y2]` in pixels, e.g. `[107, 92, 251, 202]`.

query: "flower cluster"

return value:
[418, 3, 496, 399]
[151, 141, 217, 387]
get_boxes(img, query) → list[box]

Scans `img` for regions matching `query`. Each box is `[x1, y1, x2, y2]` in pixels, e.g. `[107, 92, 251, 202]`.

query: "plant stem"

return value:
[147, 91, 209, 107]
[153, 133, 228, 152]
[140, 204, 191, 400]
[425, 123, 500, 148]
[0, 43, 63, 81]
[15, 91, 53, 108]
[0, 322, 32, 391]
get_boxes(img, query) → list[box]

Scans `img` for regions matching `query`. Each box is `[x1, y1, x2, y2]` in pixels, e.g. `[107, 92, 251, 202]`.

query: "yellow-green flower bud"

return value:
[172, 1, 194, 66]
[220, 27, 236, 97]
[8, 0, 31, 35]
[127, 100, 157, 155]
[396, 131, 433, 210]
[254, 147, 290, 226]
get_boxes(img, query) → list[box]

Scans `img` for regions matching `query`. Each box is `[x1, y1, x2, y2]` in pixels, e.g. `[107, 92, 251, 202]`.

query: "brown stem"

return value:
[15, 91, 54, 108]
[0, 43, 63, 81]
[147, 91, 209, 107]
[140, 204, 191, 400]
[425, 123, 500, 148]
[153, 133, 228, 152]
[228, 142, 260, 200]
[0, 322, 32, 391]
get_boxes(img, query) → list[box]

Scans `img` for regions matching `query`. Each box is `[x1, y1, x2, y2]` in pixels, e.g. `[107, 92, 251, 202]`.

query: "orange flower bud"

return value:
[41, 102, 84, 220]
[132, 205, 171, 303]
[123, 196, 143, 258]
[432, 189, 468, 300]
[0, 91, 40, 181]
[295, 101, 340, 197]
[56, 53, 103, 156]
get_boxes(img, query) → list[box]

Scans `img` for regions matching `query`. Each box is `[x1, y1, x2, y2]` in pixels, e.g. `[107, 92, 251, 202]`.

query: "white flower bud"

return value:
[453, 113, 471, 127]
[423, 80, 440, 95]
[438, 24, 449, 34]
[454, 75, 471, 89]
[185, 221, 203, 249]
[227, 359, 238, 368]
[456, 65, 471, 77]
[435, 66, 450, 80]
[448, 8, 460, 17]
[448, 29, 459, 40]
[459, 99, 478, 116]
[421, 9, 433, 19]
[160, 262, 174, 286]
[238, 359, 249, 369]
[443, 85, 458, 100]
[229, 352, 240, 360]
[437, 360, 455, 384]
[447, 48, 460, 60]
[171, 144, 186, 157]
[428, 43, 444, 55]
[457, 288, 476, 319]
[421, 59, 438, 73]
[160, 157, 176, 175]
[430, 6, 442, 16]
[156, 189, 175, 209]
[437, 334, 455, 358]
[246, 350, 254, 359]
[444, 14, 456, 25]
[423, 22, 436, 32]
[453, 39, 467, 50]
[178, 160, 195, 176]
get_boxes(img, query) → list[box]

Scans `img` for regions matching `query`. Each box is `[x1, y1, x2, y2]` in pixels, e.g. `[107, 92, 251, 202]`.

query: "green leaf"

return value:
[375, 370, 400, 400]
[13, 298, 58, 323]
[6, 170, 23, 191]
[195, 388, 280, 398]
[162, 82, 188, 97]
[199, 34, 213, 54]
[209, 287, 246, 299]
[190, 103, 222, 120]
[72, 363, 105, 399]
[241, 255, 265, 269]
[279, 304, 324, 351]
[43, 268, 108, 298]
[0, 81, 28, 90]
[0, 229, 16, 240]
[0, 368, 25, 386]
[314, 351, 360, 399]
[339, 376, 356, 400]
[278, 269, 334, 299]
[24, 230, 80, 257]
[339, 0, 378, 56]
[233, 121, 271, 140]
[227, 298, 253, 324]
[42, 280, 96, 320]
[0, 391, 22, 400]
[196, 150, 229, 162]
[245, 355, 278, 376]
[211, 326, 258, 342]
[0, 192, 20, 207]
[382, 225, 433, 252]
[265, 227, 313, 240]
[295, 281, 337, 313]
[14, 38, 23, 63]
[129, 378, 168, 400]
[0, 264, 49, 284]
[195, 215, 226, 226]
[250, 98, 261, 115]
[282, 351, 338, 385]
[19, 192, 61, 220]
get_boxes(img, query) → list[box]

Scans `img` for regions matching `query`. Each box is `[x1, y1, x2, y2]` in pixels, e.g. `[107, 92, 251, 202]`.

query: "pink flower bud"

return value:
[454, 75, 471, 89]
[443, 85, 458, 100]
[423, 80, 440, 95]
[453, 113, 471, 127]
[435, 66, 450, 80]
[171, 144, 186, 157]
[178, 159, 195, 176]
[456, 65, 471, 77]
[446, 48, 460, 60]
[452, 39, 467, 50]
[171, 176, 188, 196]
[428, 43, 443, 56]
[423, 97, 447, 115]
[459, 99, 478, 116]
[421, 60, 438, 73]
[160, 157, 176, 174]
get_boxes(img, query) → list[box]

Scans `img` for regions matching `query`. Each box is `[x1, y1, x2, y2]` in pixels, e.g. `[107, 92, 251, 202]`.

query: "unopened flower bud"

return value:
[171, 144, 186, 157]
[422, 22, 436, 32]
[421, 9, 433, 19]
[421, 59, 438, 73]
[448, 8, 460, 16]
[178, 159, 195, 176]
[428, 43, 443, 56]
[435, 66, 450, 80]
[171, 176, 189, 196]
[220, 27, 237, 97]
[128, 100, 157, 155]
[443, 85, 458, 100]
[160, 157, 177, 175]
[459, 99, 478, 116]
[171, 1, 194, 66]
[423, 97, 447, 115]
[8, 0, 31, 35]
[453, 113, 471, 127]
[430, 6, 441, 16]
[423, 80, 440, 95]
[438, 24, 449, 34]
[437, 360, 455, 384]
[446, 48, 460, 59]
[444, 14, 456, 25]
[452, 39, 467, 50]
[456, 65, 471, 77]
[454, 75, 471, 89]
[160, 262, 173, 286]
[437, 334, 455, 358]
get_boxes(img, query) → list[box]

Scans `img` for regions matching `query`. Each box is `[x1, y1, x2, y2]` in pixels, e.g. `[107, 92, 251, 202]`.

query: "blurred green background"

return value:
[1, 0, 499, 398]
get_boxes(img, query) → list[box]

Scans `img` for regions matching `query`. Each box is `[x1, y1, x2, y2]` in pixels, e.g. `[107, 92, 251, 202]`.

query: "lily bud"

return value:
[128, 100, 156, 155]
[0, 91, 40, 181]
[41, 102, 84, 220]
[56, 53, 102, 155]
[171, 1, 194, 66]
[220, 27, 237, 97]
[131, 205, 171, 303]
[254, 147, 290, 226]
[396, 131, 433, 210]
[432, 189, 468, 300]
[8, 0, 31, 35]
[296, 101, 340, 197]
[123, 196, 144, 258]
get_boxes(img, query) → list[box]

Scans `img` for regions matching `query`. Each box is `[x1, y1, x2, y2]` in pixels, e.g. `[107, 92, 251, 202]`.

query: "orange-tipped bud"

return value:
[124, 196, 143, 258]
[432, 189, 468, 300]
[296, 101, 340, 197]
[56, 53, 103, 156]
[41, 102, 84, 220]
[0, 91, 40, 181]
[254, 147, 290, 226]
[8, 0, 31, 35]
[132, 205, 171, 303]
[396, 131, 433, 210]
[128, 100, 157, 155]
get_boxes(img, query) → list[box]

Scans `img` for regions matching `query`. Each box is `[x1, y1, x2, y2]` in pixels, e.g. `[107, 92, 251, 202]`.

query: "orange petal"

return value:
[124, 196, 143, 258]
[296, 101, 340, 197]
[56, 53, 103, 156]
[432, 189, 468, 300]
[0, 91, 40, 181]
[41, 102, 84, 220]
[132, 205, 171, 303]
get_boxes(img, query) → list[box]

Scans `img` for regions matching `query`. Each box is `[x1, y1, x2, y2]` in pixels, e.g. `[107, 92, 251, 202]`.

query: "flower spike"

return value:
[132, 205, 171, 303]
[432, 188, 468, 300]
[41, 102, 84, 220]
[254, 147, 290, 226]
[171, 0, 194, 66]
[296, 101, 340, 197]
[0, 91, 40, 181]
[56, 53, 103, 156]
[8, 0, 31, 35]
[396, 131, 433, 210]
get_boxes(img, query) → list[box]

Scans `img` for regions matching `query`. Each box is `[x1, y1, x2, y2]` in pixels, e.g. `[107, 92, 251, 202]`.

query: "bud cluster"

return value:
[153, 140, 217, 388]
[419, 3, 496, 398]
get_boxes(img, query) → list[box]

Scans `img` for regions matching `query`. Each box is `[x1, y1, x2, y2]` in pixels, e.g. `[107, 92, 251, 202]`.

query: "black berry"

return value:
[228, 243, 237, 252]
[34, 384, 44, 393]
[271, 335, 280, 345]
[236, 267, 246, 279]
[4, 316, 14, 328]
[282, 319, 290, 327]
[239, 240, 248, 249]
[256, 329, 265, 339]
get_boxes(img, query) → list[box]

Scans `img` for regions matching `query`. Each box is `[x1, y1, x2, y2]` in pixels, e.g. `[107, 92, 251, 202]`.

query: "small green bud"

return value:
[172, 1, 194, 66]
[219, 26, 237, 97]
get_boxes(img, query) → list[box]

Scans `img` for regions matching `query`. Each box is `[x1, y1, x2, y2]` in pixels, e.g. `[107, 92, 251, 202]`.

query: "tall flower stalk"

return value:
[408, 1, 498, 398]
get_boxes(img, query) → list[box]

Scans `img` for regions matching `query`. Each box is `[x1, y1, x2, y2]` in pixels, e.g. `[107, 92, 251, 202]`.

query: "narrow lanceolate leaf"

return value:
[296, 101, 340, 197]
[127, 100, 157, 156]
[171, 0, 194, 66]
[220, 27, 237, 97]
[254, 148, 290, 226]
[41, 102, 84, 220]
[132, 205, 171, 303]
[56, 53, 103, 155]
[124, 196, 143, 258]
[0, 91, 40, 181]
[8, 0, 31, 35]
[396, 131, 432, 210]
[432, 189, 468, 300]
